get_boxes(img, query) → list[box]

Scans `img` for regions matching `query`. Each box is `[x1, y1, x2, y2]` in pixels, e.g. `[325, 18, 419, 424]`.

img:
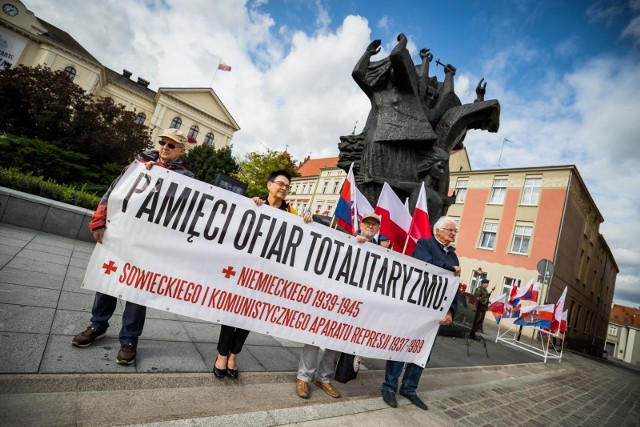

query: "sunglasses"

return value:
[159, 141, 182, 149]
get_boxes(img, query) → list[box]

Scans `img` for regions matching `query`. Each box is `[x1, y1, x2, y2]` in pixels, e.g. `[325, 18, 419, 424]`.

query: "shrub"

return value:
[0, 167, 101, 210]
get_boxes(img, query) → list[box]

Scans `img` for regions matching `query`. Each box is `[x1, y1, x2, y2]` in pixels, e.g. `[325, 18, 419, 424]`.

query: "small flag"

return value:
[488, 293, 507, 323]
[514, 304, 554, 329]
[218, 63, 232, 72]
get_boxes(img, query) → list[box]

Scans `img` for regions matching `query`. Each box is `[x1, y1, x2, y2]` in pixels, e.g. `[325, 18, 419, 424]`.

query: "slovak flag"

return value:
[514, 304, 555, 329]
[218, 63, 232, 71]
[406, 182, 432, 254]
[334, 163, 356, 234]
[488, 293, 507, 324]
[506, 283, 521, 317]
[375, 183, 412, 252]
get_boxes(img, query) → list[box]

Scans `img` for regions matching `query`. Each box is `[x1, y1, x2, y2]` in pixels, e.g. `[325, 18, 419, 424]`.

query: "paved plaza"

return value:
[0, 223, 638, 426]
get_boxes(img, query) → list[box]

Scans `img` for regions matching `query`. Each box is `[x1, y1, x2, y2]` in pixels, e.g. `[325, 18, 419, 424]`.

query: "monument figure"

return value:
[338, 33, 500, 226]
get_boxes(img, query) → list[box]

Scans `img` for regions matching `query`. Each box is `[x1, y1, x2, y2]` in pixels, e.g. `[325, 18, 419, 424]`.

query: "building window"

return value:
[608, 325, 618, 335]
[455, 179, 468, 203]
[511, 223, 533, 254]
[521, 177, 542, 205]
[188, 125, 199, 139]
[489, 178, 508, 204]
[327, 204, 333, 216]
[134, 112, 146, 125]
[302, 185, 306, 194]
[316, 204, 322, 214]
[333, 181, 340, 193]
[479, 221, 498, 249]
[64, 66, 77, 81]
[203, 132, 214, 146]
[502, 276, 521, 298]
[322, 181, 329, 193]
[170, 117, 182, 129]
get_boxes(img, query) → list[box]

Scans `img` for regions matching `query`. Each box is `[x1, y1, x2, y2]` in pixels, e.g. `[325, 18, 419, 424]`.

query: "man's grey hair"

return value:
[433, 216, 457, 233]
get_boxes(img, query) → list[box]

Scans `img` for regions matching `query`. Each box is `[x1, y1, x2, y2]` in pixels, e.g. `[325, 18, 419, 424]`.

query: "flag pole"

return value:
[210, 60, 221, 87]
[402, 235, 410, 255]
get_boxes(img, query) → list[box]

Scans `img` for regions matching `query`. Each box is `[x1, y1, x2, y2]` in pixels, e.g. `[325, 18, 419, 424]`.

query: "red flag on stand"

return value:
[218, 63, 232, 71]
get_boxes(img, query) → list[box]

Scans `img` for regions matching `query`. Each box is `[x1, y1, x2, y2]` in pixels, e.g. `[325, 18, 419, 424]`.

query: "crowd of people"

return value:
[71, 128, 481, 411]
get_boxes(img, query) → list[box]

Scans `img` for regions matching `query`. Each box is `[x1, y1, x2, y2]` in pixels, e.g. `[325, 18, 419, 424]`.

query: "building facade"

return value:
[1, 0, 239, 149]
[605, 304, 640, 367]
[290, 157, 342, 215]
[447, 165, 618, 356]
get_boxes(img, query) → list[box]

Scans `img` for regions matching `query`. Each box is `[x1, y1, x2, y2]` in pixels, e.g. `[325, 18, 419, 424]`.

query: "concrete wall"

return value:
[0, 187, 94, 242]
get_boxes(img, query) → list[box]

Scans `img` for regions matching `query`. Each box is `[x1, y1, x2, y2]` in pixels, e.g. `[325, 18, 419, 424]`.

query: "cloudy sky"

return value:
[24, 0, 640, 308]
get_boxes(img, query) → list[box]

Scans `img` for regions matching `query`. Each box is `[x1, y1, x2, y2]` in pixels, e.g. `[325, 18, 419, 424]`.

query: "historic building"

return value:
[0, 0, 239, 149]
[605, 304, 640, 367]
[290, 157, 342, 215]
[447, 165, 618, 356]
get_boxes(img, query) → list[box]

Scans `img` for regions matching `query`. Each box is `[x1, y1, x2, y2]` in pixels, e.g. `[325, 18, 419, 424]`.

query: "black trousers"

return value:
[217, 325, 250, 355]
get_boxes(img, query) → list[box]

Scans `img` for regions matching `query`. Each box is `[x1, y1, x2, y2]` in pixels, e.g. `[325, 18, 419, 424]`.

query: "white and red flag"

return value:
[406, 182, 432, 254]
[374, 183, 411, 252]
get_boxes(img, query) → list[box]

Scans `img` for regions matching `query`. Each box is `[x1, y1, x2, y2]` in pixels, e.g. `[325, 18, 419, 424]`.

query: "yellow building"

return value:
[0, 0, 239, 149]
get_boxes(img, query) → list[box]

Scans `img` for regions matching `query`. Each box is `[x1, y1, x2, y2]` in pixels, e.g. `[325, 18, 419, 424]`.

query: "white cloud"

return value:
[22, 0, 640, 307]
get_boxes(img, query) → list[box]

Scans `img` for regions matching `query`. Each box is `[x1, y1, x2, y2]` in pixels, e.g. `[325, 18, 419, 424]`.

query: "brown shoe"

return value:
[72, 327, 106, 347]
[116, 344, 136, 365]
[296, 380, 309, 399]
[313, 378, 340, 398]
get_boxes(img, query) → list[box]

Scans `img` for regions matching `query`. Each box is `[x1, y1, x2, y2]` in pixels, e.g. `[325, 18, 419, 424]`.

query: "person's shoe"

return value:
[382, 390, 398, 408]
[312, 378, 340, 398]
[71, 327, 106, 348]
[226, 368, 238, 379]
[468, 331, 478, 340]
[213, 356, 227, 379]
[296, 380, 309, 399]
[400, 391, 428, 410]
[116, 344, 136, 365]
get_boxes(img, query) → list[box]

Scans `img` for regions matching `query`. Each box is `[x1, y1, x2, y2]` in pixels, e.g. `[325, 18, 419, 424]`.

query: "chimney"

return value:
[137, 77, 150, 88]
[122, 69, 132, 79]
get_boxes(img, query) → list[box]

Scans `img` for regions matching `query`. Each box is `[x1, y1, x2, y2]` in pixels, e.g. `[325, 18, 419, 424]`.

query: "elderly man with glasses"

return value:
[71, 128, 194, 365]
[381, 216, 460, 410]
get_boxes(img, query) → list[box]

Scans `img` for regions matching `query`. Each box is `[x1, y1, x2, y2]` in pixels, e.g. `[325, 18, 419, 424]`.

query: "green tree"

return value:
[0, 65, 152, 164]
[233, 148, 299, 197]
[0, 65, 85, 140]
[184, 145, 239, 184]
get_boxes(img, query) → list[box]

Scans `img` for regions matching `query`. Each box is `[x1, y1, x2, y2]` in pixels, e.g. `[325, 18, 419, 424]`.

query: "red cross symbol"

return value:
[222, 266, 236, 279]
[102, 260, 117, 275]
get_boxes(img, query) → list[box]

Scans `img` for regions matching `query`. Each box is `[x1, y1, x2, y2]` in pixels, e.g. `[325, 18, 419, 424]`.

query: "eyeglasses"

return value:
[159, 141, 181, 150]
[360, 222, 379, 228]
[441, 227, 458, 234]
[271, 180, 291, 190]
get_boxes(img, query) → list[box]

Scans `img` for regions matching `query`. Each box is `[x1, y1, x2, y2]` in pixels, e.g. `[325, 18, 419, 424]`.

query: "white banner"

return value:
[0, 29, 27, 69]
[83, 163, 458, 366]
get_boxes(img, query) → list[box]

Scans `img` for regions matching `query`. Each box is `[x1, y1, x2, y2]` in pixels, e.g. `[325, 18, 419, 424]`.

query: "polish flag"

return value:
[374, 183, 411, 252]
[554, 286, 567, 325]
[406, 182, 432, 254]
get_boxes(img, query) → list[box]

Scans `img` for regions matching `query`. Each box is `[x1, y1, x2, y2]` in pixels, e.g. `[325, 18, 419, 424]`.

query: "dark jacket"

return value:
[89, 150, 193, 232]
[411, 237, 459, 316]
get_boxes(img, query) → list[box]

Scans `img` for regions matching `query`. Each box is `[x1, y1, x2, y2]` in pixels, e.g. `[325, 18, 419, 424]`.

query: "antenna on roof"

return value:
[351, 120, 358, 136]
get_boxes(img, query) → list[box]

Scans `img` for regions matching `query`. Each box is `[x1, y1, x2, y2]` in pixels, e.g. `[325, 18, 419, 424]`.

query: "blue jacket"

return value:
[411, 237, 459, 316]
